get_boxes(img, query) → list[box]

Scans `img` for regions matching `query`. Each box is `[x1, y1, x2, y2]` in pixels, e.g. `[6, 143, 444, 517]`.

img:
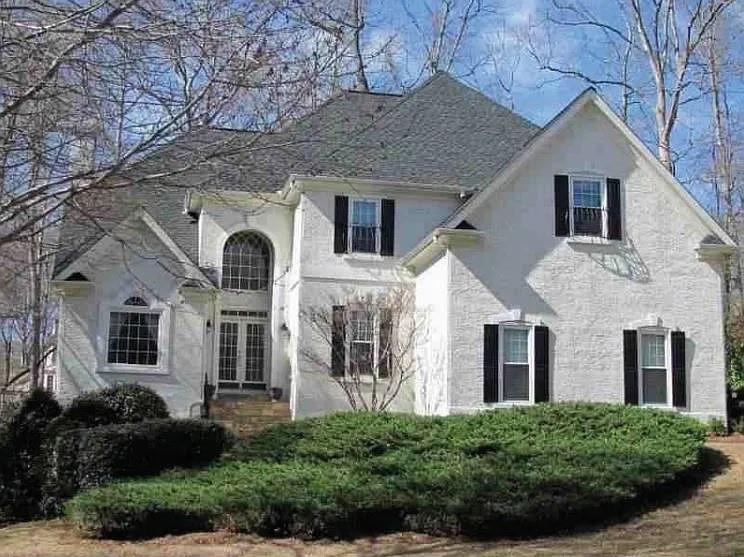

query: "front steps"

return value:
[209, 394, 291, 438]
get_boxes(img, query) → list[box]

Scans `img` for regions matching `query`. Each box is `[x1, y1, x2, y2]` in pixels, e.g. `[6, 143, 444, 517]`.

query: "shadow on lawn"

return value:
[488, 446, 731, 542]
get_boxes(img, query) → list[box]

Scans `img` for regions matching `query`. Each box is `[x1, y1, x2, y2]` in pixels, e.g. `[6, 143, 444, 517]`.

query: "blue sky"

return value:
[357, 0, 743, 212]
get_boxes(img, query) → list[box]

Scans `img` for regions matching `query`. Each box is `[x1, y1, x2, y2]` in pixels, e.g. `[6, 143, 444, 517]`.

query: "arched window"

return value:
[221, 231, 271, 291]
[123, 296, 148, 307]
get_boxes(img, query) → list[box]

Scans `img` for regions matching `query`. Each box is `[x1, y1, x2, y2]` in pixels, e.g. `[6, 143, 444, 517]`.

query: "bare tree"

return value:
[529, 0, 735, 173]
[300, 288, 421, 411]
[402, 0, 485, 80]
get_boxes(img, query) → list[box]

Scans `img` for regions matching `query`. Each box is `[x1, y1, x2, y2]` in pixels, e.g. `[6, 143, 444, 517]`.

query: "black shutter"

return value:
[607, 178, 622, 240]
[484, 324, 499, 402]
[623, 330, 639, 405]
[334, 196, 348, 254]
[534, 326, 549, 403]
[554, 175, 570, 236]
[380, 199, 395, 256]
[672, 331, 687, 408]
[331, 305, 345, 376]
[378, 309, 392, 378]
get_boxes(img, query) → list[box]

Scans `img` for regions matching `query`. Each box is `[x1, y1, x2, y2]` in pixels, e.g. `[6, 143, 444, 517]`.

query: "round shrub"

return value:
[67, 404, 708, 540]
[61, 395, 120, 428]
[95, 384, 169, 422]
[0, 389, 61, 522]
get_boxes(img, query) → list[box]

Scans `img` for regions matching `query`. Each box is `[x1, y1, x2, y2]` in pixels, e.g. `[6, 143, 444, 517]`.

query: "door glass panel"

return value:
[218, 322, 239, 381]
[245, 323, 265, 383]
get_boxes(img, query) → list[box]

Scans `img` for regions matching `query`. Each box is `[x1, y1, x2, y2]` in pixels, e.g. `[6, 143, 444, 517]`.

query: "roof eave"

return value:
[401, 228, 484, 274]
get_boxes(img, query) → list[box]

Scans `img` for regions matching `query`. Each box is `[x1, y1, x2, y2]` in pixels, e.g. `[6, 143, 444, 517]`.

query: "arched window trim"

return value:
[221, 231, 272, 291]
[123, 296, 149, 307]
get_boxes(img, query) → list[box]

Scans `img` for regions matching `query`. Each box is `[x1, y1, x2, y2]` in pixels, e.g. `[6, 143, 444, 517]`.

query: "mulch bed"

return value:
[709, 433, 744, 443]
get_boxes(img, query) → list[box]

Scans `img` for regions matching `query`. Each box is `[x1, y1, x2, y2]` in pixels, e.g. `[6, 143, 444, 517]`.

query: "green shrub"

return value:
[94, 384, 169, 423]
[707, 417, 727, 436]
[730, 416, 744, 434]
[0, 389, 61, 522]
[45, 419, 227, 514]
[61, 395, 121, 427]
[67, 404, 708, 539]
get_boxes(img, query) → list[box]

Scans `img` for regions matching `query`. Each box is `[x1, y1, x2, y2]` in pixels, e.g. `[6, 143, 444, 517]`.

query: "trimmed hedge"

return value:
[0, 389, 61, 522]
[45, 419, 228, 513]
[93, 384, 169, 423]
[67, 404, 707, 539]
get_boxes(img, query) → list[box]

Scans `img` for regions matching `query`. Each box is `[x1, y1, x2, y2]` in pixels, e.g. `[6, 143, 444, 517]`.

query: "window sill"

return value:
[566, 236, 619, 246]
[99, 364, 168, 375]
[340, 252, 389, 261]
[484, 400, 533, 408]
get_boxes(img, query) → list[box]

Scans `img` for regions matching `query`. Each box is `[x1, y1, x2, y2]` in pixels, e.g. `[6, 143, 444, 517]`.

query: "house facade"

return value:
[52, 73, 735, 422]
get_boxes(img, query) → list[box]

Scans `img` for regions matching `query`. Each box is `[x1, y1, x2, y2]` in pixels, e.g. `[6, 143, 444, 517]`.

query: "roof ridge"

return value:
[342, 89, 404, 97]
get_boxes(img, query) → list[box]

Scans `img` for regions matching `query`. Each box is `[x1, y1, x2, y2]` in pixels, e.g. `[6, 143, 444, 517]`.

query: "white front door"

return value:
[217, 310, 269, 390]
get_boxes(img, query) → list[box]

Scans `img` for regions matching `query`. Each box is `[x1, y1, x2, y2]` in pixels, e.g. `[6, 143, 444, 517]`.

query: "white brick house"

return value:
[52, 73, 735, 422]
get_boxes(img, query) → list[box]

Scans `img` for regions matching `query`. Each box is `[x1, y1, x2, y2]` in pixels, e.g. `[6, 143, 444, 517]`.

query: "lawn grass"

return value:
[66, 404, 707, 540]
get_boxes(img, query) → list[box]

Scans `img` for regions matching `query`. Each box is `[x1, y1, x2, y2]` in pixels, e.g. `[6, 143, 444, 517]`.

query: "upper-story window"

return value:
[554, 175, 622, 240]
[333, 195, 395, 256]
[221, 231, 271, 291]
[571, 177, 604, 236]
[107, 296, 160, 366]
[350, 199, 379, 254]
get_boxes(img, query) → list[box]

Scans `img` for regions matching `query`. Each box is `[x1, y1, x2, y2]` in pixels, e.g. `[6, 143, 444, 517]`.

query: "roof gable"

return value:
[442, 88, 735, 247]
[55, 72, 539, 274]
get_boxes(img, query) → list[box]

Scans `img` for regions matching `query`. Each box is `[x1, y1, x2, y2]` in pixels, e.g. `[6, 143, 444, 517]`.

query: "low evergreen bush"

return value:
[45, 419, 227, 512]
[67, 403, 708, 539]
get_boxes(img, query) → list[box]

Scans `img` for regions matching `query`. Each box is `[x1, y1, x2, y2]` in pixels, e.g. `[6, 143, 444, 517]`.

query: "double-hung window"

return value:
[350, 199, 379, 254]
[349, 309, 375, 376]
[501, 326, 530, 402]
[640, 332, 668, 405]
[107, 296, 160, 367]
[571, 176, 605, 236]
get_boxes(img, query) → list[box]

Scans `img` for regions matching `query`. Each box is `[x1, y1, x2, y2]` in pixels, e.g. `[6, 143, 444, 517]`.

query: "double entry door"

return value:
[217, 310, 268, 390]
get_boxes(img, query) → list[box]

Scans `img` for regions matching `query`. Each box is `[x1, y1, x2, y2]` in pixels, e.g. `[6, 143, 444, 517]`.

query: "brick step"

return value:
[210, 398, 291, 438]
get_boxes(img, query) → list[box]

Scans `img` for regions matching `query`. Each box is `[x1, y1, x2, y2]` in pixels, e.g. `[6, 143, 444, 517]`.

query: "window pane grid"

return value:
[503, 328, 528, 364]
[350, 310, 374, 375]
[107, 312, 159, 366]
[642, 334, 666, 367]
[218, 322, 239, 381]
[244, 323, 265, 383]
[572, 179, 603, 236]
[572, 180, 602, 208]
[351, 200, 378, 253]
[221, 232, 270, 291]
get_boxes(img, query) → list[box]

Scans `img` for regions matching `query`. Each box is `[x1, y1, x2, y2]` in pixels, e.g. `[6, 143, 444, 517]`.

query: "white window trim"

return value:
[216, 309, 270, 387]
[569, 174, 608, 239]
[345, 309, 388, 383]
[637, 327, 673, 408]
[497, 323, 534, 405]
[99, 296, 171, 375]
[348, 197, 381, 255]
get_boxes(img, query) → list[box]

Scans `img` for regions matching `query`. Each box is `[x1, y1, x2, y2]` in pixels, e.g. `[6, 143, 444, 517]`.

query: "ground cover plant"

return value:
[67, 403, 708, 540]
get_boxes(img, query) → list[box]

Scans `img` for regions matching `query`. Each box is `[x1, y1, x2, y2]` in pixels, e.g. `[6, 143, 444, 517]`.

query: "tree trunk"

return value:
[28, 229, 43, 389]
[351, 0, 369, 92]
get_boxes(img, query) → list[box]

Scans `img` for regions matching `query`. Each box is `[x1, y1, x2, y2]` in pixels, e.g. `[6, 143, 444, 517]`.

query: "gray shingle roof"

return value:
[54, 72, 538, 276]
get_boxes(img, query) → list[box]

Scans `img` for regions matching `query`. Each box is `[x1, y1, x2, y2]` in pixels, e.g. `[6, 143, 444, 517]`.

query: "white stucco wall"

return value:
[56, 218, 207, 417]
[291, 187, 461, 418]
[444, 102, 727, 421]
[198, 197, 294, 396]
[414, 251, 450, 415]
